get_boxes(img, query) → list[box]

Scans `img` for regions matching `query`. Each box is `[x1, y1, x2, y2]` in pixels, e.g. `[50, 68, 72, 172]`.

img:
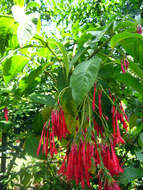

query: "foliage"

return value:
[0, 0, 143, 190]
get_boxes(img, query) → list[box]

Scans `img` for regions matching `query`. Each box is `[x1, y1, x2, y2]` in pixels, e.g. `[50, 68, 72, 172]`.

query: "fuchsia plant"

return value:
[37, 85, 128, 189]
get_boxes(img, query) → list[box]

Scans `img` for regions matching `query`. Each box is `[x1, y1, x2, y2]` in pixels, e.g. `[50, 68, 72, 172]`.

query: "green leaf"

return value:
[18, 66, 42, 95]
[115, 21, 137, 32]
[26, 2, 40, 9]
[118, 167, 143, 184]
[3, 55, 29, 85]
[129, 113, 137, 128]
[32, 107, 52, 134]
[13, 0, 24, 7]
[69, 48, 87, 70]
[30, 94, 55, 106]
[114, 73, 143, 95]
[25, 135, 40, 157]
[110, 32, 143, 49]
[70, 56, 101, 105]
[139, 133, 143, 145]
[17, 62, 49, 95]
[129, 61, 143, 81]
[56, 42, 69, 78]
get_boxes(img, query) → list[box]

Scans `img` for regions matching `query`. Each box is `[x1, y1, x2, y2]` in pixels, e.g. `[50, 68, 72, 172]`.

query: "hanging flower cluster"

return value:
[37, 108, 70, 157]
[37, 84, 128, 189]
[58, 85, 128, 189]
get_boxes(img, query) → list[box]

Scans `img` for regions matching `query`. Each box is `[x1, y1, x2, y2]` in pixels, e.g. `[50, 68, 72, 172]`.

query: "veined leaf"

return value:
[3, 55, 29, 85]
[70, 56, 101, 105]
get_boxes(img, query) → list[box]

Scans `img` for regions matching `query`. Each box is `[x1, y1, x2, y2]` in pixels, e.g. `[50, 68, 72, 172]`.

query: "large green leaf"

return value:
[118, 167, 143, 184]
[3, 55, 29, 85]
[111, 32, 143, 64]
[70, 56, 101, 105]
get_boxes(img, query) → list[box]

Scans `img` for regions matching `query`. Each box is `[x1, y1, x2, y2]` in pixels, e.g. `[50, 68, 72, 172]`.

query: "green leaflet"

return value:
[3, 55, 29, 85]
[70, 56, 101, 105]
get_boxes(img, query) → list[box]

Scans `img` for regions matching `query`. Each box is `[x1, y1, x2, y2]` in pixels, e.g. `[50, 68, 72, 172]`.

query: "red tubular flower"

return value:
[4, 107, 8, 121]
[92, 83, 96, 111]
[110, 143, 124, 175]
[120, 101, 128, 122]
[98, 89, 102, 118]
[112, 105, 116, 137]
[124, 59, 129, 70]
[98, 179, 102, 190]
[114, 114, 125, 145]
[121, 60, 125, 73]
[104, 181, 121, 190]
[37, 121, 47, 156]
[51, 108, 69, 140]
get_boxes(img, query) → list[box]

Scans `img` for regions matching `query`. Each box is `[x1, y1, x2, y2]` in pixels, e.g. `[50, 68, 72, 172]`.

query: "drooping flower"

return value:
[4, 107, 8, 121]
[92, 83, 96, 111]
[37, 121, 47, 156]
[121, 60, 125, 73]
[98, 89, 102, 118]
